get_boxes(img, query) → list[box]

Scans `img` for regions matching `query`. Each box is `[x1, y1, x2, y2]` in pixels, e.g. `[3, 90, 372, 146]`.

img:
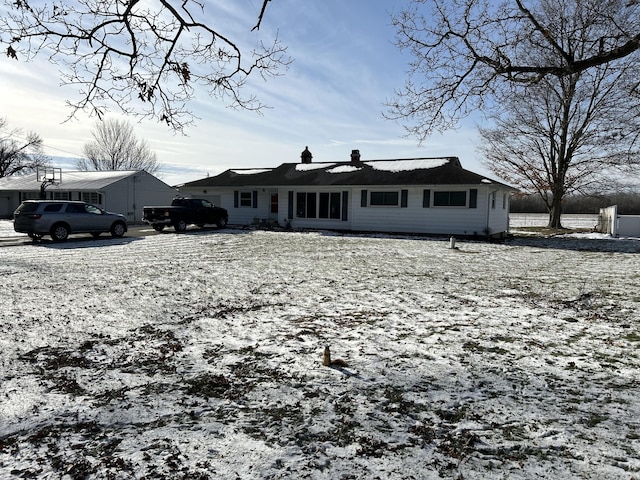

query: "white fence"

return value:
[509, 213, 599, 229]
[598, 205, 640, 237]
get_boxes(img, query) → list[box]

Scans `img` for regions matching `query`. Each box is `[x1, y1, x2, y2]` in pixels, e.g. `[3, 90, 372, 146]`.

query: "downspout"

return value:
[132, 175, 138, 224]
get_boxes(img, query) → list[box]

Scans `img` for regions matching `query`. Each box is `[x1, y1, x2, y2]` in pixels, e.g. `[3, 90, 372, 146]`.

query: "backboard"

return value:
[36, 167, 62, 185]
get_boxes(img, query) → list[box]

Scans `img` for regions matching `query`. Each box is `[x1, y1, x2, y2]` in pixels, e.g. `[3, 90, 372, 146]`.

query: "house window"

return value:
[491, 192, 496, 209]
[296, 192, 317, 218]
[240, 191, 253, 207]
[319, 192, 341, 219]
[82, 192, 102, 204]
[22, 192, 40, 200]
[370, 191, 399, 206]
[423, 189, 431, 208]
[234, 190, 257, 208]
[433, 191, 466, 207]
[503, 193, 507, 209]
[52, 191, 70, 200]
[469, 189, 478, 209]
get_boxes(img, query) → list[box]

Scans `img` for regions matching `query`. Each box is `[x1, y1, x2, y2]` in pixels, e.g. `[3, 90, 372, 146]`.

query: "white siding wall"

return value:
[0, 192, 21, 218]
[104, 172, 177, 223]
[349, 186, 509, 236]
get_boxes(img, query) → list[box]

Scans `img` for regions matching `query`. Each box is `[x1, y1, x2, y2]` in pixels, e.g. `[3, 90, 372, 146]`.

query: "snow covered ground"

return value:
[1, 221, 639, 479]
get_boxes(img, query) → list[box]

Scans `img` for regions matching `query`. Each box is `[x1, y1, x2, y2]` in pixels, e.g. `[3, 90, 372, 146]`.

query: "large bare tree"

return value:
[1, 0, 290, 131]
[78, 118, 159, 174]
[388, 0, 640, 227]
[479, 65, 640, 228]
[0, 117, 50, 178]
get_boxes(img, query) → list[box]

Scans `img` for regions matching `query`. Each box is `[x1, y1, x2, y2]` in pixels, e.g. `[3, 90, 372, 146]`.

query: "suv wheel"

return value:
[216, 217, 228, 228]
[110, 221, 126, 238]
[50, 223, 70, 242]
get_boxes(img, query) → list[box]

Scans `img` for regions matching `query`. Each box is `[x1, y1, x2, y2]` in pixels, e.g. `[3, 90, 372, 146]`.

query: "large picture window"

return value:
[298, 191, 343, 219]
[433, 191, 466, 207]
[370, 191, 399, 206]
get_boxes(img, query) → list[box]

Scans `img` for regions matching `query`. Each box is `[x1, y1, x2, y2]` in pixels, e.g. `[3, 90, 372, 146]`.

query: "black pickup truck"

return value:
[142, 197, 229, 232]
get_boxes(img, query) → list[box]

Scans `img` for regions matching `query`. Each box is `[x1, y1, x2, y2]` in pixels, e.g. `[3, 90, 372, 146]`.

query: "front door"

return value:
[269, 191, 278, 222]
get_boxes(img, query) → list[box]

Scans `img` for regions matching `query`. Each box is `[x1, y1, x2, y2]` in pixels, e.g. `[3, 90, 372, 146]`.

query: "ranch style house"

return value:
[179, 148, 517, 238]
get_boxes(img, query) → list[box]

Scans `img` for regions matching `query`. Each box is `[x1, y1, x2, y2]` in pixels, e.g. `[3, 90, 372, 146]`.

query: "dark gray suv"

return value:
[13, 200, 128, 242]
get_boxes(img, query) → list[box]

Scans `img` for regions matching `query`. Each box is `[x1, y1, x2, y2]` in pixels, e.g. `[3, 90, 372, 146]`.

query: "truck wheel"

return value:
[216, 217, 228, 228]
[153, 224, 165, 232]
[174, 219, 187, 232]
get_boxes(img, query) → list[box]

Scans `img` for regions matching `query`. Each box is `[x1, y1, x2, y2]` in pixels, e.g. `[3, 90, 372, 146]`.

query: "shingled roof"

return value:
[183, 156, 514, 189]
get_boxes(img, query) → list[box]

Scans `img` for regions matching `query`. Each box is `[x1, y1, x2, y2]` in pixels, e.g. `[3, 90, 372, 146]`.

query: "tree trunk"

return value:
[547, 195, 564, 229]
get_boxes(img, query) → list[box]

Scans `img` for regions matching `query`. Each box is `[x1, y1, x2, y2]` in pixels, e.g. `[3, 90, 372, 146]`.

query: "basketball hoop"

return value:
[36, 167, 62, 199]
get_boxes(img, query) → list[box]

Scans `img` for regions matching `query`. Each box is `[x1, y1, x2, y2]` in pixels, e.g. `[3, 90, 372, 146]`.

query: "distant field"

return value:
[509, 213, 599, 229]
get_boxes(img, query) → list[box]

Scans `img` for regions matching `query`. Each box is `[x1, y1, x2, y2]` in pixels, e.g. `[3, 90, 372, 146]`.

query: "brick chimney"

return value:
[301, 146, 312, 164]
[350, 149, 361, 165]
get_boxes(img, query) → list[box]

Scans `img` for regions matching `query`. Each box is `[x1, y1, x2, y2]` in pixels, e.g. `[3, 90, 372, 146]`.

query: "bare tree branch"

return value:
[1, 0, 291, 131]
[0, 117, 50, 178]
[390, 0, 640, 228]
[387, 0, 640, 138]
[252, 0, 272, 31]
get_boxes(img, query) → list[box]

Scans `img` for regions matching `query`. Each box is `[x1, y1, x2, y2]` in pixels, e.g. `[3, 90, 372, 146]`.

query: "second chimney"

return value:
[350, 149, 361, 164]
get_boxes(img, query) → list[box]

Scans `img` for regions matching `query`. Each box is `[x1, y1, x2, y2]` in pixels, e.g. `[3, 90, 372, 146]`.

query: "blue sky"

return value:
[0, 0, 487, 186]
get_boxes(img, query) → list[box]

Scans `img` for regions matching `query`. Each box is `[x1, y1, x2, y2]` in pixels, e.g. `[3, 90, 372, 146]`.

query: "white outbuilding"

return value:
[179, 148, 518, 238]
[0, 170, 178, 223]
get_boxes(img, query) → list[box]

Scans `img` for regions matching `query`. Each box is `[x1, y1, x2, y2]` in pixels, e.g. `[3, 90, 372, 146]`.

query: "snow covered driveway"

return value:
[1, 229, 639, 479]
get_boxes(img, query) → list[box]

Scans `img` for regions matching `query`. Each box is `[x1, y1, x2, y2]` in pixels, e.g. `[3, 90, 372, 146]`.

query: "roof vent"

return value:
[301, 146, 313, 164]
[350, 149, 361, 164]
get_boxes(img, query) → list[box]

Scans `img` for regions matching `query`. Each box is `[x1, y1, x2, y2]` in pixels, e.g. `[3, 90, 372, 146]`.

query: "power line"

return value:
[0, 127, 83, 158]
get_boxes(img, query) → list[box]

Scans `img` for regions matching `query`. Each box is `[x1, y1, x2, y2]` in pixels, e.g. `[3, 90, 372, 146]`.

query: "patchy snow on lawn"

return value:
[0, 220, 26, 238]
[1, 228, 640, 479]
